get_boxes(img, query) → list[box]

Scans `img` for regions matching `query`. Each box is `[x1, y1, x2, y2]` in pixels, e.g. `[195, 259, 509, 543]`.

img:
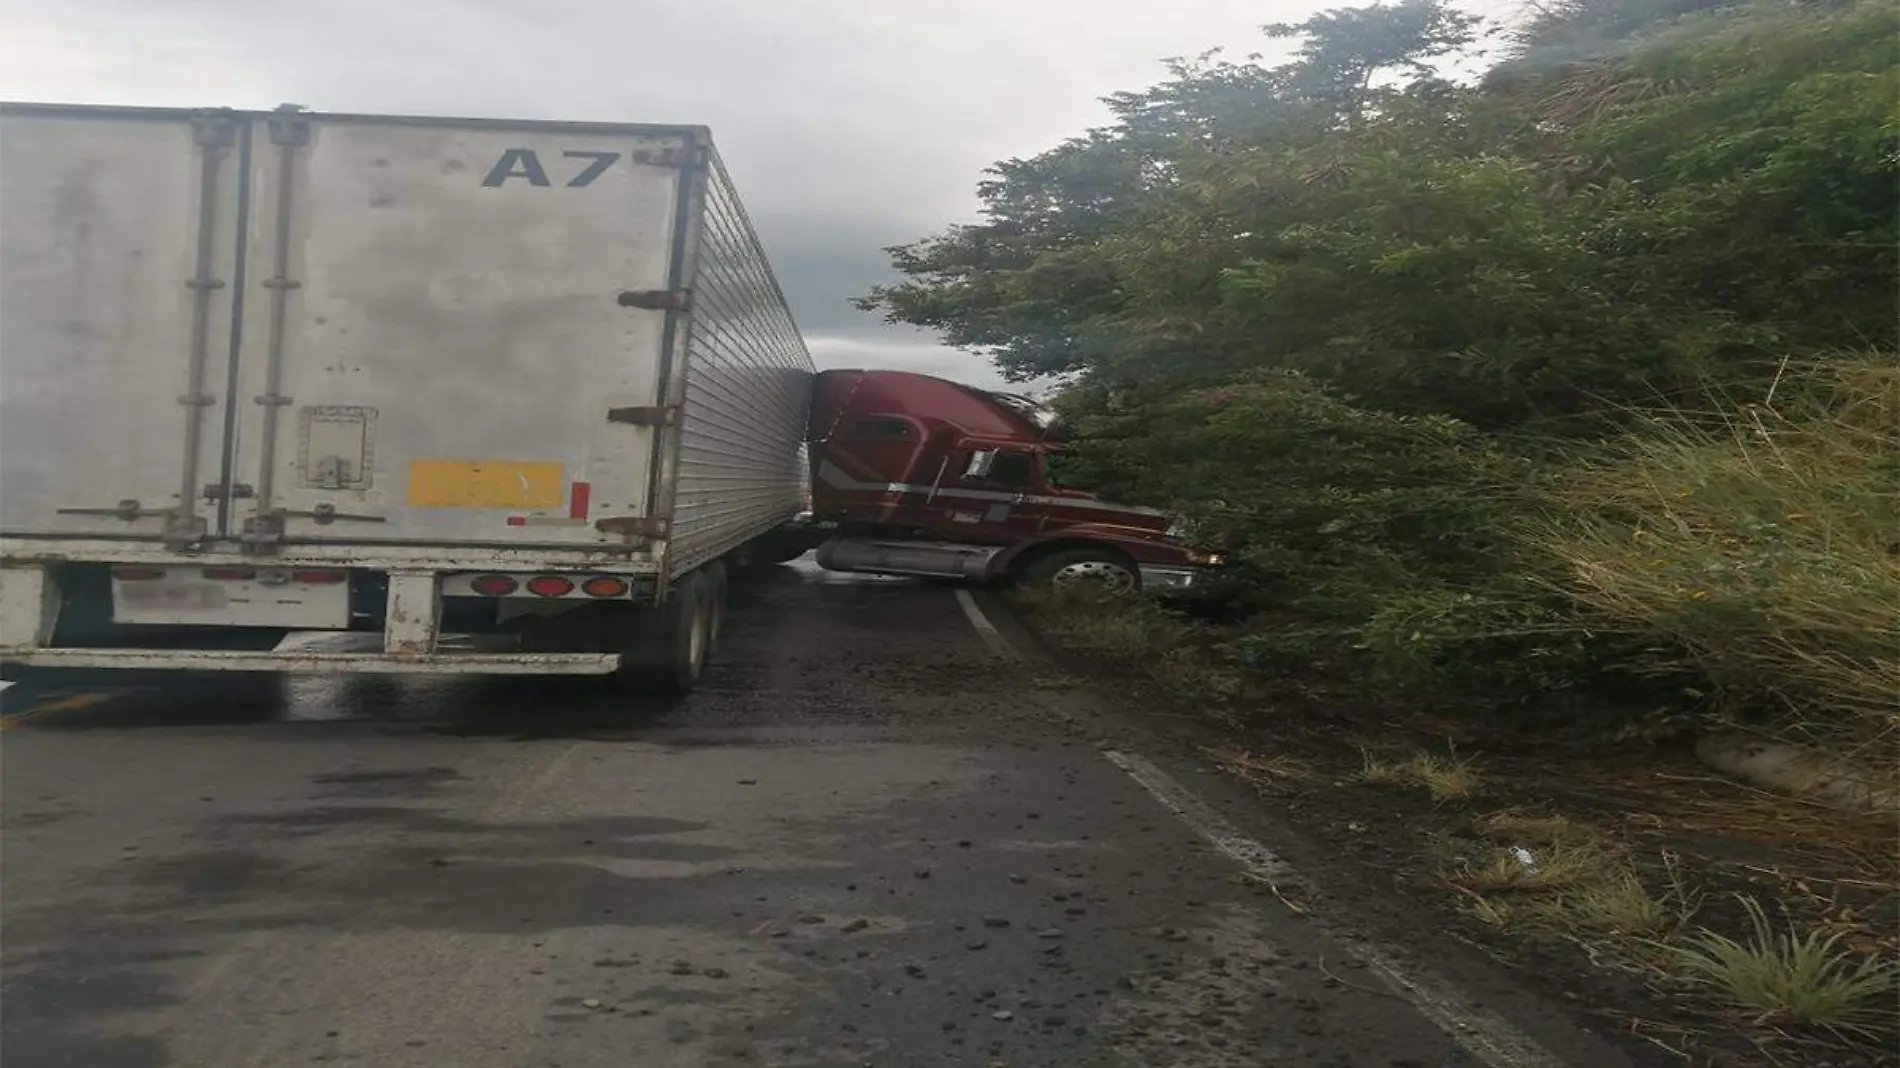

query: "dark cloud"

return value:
[751, 215, 905, 335]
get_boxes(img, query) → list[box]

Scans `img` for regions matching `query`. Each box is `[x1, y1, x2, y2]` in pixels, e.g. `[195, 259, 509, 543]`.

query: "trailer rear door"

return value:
[223, 112, 701, 551]
[0, 106, 245, 544]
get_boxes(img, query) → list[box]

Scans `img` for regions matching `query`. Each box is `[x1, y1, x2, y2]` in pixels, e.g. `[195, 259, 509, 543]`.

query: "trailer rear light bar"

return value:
[581, 576, 628, 598]
[457, 573, 640, 600]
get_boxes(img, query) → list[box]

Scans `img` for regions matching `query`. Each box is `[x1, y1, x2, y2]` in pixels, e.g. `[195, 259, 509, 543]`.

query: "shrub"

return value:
[1061, 370, 1512, 620]
[1658, 894, 1900, 1036]
[1063, 371, 1699, 717]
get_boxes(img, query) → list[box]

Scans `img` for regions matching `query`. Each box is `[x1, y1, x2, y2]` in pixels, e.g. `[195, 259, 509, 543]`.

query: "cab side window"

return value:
[850, 417, 912, 440]
[984, 450, 1034, 488]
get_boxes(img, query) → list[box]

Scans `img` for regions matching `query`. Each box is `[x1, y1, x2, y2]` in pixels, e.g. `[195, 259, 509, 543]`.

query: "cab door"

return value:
[939, 443, 1045, 542]
[811, 414, 933, 524]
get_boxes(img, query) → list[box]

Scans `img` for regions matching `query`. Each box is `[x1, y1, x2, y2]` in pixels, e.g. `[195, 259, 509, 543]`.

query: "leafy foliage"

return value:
[1264, 0, 1481, 121]
[861, 0, 1900, 732]
[1055, 371, 1509, 602]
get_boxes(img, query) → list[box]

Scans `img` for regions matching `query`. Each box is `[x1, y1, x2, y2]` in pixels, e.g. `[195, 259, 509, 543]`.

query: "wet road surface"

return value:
[2, 562, 1626, 1067]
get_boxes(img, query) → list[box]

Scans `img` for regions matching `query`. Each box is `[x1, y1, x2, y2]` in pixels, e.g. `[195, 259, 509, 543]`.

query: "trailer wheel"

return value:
[702, 560, 729, 646]
[610, 569, 711, 695]
[1020, 547, 1140, 595]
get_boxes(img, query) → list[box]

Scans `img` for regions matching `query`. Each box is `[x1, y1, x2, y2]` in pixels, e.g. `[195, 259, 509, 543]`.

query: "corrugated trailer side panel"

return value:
[663, 152, 815, 577]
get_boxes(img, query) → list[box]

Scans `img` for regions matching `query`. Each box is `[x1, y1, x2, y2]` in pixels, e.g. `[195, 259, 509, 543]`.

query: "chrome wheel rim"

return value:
[1051, 559, 1137, 594]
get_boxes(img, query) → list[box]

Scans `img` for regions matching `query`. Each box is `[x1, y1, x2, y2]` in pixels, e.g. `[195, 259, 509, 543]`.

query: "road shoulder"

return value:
[964, 587, 1638, 1068]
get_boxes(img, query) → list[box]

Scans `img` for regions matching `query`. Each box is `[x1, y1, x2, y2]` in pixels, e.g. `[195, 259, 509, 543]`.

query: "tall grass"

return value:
[1529, 356, 1900, 746]
[1358, 746, 1486, 801]
[1015, 585, 1250, 698]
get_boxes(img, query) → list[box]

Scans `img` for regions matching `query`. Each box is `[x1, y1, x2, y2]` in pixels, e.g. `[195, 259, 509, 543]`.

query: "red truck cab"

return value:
[799, 369, 1216, 591]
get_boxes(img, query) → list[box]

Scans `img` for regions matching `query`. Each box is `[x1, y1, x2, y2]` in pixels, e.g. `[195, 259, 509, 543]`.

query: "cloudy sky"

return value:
[3, 0, 1511, 389]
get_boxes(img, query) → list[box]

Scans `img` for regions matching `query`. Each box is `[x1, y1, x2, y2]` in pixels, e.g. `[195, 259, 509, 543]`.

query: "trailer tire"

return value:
[1019, 546, 1141, 594]
[706, 560, 730, 645]
[610, 570, 712, 695]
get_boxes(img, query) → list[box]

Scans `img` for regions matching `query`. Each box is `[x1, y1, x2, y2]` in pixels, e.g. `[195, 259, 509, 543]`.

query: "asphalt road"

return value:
[1, 562, 1629, 1068]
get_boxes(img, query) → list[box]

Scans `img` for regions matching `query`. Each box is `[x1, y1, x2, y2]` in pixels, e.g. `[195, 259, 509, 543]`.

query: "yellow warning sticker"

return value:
[404, 459, 565, 510]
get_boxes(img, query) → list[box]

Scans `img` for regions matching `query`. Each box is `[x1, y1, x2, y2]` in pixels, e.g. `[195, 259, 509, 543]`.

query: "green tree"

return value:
[1265, 0, 1481, 123]
[860, 0, 1899, 713]
[864, 0, 1895, 408]
[855, 2, 1478, 383]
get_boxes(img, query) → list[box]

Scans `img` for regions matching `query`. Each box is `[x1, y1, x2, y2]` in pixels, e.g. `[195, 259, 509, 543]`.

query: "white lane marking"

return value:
[1103, 748, 1571, 1068]
[1101, 749, 1300, 883]
[954, 593, 1572, 1066]
[954, 588, 1019, 659]
[0, 679, 13, 693]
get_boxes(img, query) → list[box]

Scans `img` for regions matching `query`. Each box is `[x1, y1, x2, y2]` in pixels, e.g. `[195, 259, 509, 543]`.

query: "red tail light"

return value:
[112, 567, 164, 581]
[526, 575, 575, 598]
[469, 575, 518, 596]
[291, 570, 348, 585]
[581, 576, 628, 598]
[202, 567, 257, 581]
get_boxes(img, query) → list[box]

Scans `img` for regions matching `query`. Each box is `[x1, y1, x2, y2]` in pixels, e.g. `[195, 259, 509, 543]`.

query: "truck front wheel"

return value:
[610, 569, 717, 695]
[1020, 547, 1140, 594]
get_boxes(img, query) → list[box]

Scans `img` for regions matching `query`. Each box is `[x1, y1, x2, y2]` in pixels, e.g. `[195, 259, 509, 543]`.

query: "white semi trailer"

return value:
[0, 104, 814, 693]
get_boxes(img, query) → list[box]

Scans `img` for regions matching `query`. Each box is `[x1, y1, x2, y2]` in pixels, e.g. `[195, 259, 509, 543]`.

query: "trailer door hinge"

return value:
[203, 482, 256, 501]
[241, 510, 285, 547]
[616, 289, 691, 312]
[164, 515, 209, 550]
[605, 405, 681, 428]
[267, 103, 311, 146]
[191, 112, 238, 148]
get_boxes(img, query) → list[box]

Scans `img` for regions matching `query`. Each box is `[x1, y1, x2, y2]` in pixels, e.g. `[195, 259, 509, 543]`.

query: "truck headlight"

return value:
[1184, 549, 1225, 567]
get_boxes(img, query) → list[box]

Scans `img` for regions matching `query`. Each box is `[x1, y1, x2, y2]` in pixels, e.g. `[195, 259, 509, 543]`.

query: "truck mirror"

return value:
[963, 451, 995, 479]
